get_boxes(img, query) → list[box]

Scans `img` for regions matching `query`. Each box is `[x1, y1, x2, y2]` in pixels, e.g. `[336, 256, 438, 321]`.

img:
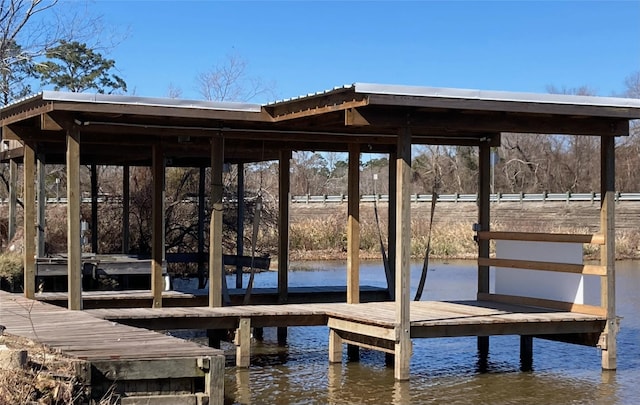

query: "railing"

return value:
[1, 192, 639, 205]
[291, 192, 640, 204]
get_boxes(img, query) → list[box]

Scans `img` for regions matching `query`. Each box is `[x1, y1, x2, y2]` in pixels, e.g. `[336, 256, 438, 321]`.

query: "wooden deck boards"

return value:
[0, 290, 220, 361]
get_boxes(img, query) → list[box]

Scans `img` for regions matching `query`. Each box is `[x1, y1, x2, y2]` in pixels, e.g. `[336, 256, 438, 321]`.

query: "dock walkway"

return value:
[0, 291, 224, 405]
[85, 300, 606, 369]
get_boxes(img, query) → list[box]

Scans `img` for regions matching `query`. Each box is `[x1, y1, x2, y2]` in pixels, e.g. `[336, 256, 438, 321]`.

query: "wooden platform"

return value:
[35, 285, 390, 308]
[83, 300, 606, 369]
[0, 291, 224, 405]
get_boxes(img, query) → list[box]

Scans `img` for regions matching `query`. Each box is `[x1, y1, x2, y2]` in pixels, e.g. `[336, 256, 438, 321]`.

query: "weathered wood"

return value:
[278, 150, 291, 304]
[328, 317, 396, 341]
[478, 231, 605, 245]
[37, 155, 46, 257]
[209, 137, 223, 307]
[120, 394, 202, 405]
[66, 129, 82, 310]
[347, 143, 360, 304]
[478, 257, 607, 276]
[387, 152, 397, 300]
[23, 144, 36, 299]
[122, 165, 130, 254]
[8, 158, 17, 241]
[92, 358, 207, 380]
[394, 126, 411, 381]
[236, 163, 245, 289]
[205, 354, 225, 405]
[477, 140, 492, 360]
[151, 144, 164, 308]
[479, 292, 606, 317]
[90, 163, 98, 253]
[328, 328, 343, 363]
[235, 318, 251, 367]
[600, 135, 617, 370]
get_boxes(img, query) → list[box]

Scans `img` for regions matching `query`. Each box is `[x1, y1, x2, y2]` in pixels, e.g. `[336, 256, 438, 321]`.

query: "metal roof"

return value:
[352, 83, 640, 110]
[40, 91, 262, 112]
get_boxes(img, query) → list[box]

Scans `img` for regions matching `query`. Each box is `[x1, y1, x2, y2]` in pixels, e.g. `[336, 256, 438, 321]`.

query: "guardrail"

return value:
[1, 192, 639, 205]
[291, 192, 640, 204]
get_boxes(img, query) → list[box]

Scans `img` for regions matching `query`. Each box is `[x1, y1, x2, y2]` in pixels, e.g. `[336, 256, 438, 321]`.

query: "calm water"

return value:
[175, 260, 640, 405]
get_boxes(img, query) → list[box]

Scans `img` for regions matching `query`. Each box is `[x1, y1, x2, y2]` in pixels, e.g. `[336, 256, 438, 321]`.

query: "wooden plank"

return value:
[477, 231, 605, 245]
[328, 328, 343, 363]
[206, 355, 225, 405]
[347, 143, 360, 304]
[23, 144, 36, 299]
[120, 394, 201, 405]
[210, 137, 223, 307]
[600, 135, 617, 370]
[91, 358, 206, 380]
[66, 128, 82, 310]
[478, 257, 607, 276]
[151, 144, 164, 308]
[479, 292, 606, 317]
[328, 317, 396, 341]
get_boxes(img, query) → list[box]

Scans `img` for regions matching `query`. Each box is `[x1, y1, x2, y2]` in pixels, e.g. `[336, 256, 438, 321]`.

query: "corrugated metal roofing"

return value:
[352, 83, 640, 109]
[40, 91, 262, 112]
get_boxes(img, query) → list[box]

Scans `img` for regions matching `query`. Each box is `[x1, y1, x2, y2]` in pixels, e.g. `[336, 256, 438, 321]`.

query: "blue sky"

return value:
[89, 0, 640, 103]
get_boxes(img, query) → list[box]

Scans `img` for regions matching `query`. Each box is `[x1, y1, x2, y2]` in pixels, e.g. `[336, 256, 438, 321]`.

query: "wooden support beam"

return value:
[8, 159, 17, 242]
[40, 113, 64, 131]
[600, 135, 617, 370]
[235, 318, 251, 368]
[278, 150, 291, 304]
[66, 128, 82, 310]
[478, 231, 605, 245]
[236, 163, 245, 289]
[23, 144, 36, 299]
[90, 164, 98, 253]
[387, 152, 397, 300]
[209, 137, 224, 308]
[478, 257, 607, 276]
[347, 143, 360, 304]
[198, 167, 206, 289]
[328, 328, 343, 363]
[205, 355, 225, 405]
[520, 335, 533, 372]
[151, 144, 164, 308]
[122, 165, 130, 254]
[394, 126, 412, 381]
[37, 154, 46, 258]
[477, 139, 492, 358]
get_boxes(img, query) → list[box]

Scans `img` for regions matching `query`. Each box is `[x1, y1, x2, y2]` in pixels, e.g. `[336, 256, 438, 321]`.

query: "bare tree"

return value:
[196, 52, 275, 102]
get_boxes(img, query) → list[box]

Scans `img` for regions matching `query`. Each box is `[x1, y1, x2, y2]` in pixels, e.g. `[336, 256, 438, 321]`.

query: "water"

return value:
[174, 260, 640, 404]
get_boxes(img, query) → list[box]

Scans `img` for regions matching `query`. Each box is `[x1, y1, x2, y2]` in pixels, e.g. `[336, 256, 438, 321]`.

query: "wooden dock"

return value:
[83, 300, 606, 370]
[35, 285, 390, 308]
[0, 291, 224, 405]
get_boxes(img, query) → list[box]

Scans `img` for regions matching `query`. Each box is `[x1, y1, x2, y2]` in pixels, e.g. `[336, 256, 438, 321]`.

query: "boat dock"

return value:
[0, 290, 224, 405]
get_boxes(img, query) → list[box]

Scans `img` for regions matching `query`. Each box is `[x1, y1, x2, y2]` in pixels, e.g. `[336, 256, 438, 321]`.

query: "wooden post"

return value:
[387, 152, 397, 300]
[520, 335, 533, 371]
[394, 126, 412, 381]
[36, 155, 46, 258]
[23, 144, 36, 299]
[198, 167, 206, 289]
[278, 150, 291, 304]
[277, 150, 291, 344]
[122, 165, 130, 254]
[8, 159, 17, 241]
[67, 129, 82, 310]
[90, 164, 98, 254]
[151, 144, 164, 308]
[477, 139, 492, 356]
[600, 135, 617, 370]
[209, 137, 224, 308]
[236, 163, 245, 289]
[205, 355, 225, 405]
[347, 143, 360, 304]
[328, 328, 343, 363]
[235, 318, 251, 368]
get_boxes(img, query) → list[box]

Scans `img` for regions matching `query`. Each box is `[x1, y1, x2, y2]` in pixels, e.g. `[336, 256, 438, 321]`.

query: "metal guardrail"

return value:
[291, 192, 640, 204]
[1, 192, 638, 205]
